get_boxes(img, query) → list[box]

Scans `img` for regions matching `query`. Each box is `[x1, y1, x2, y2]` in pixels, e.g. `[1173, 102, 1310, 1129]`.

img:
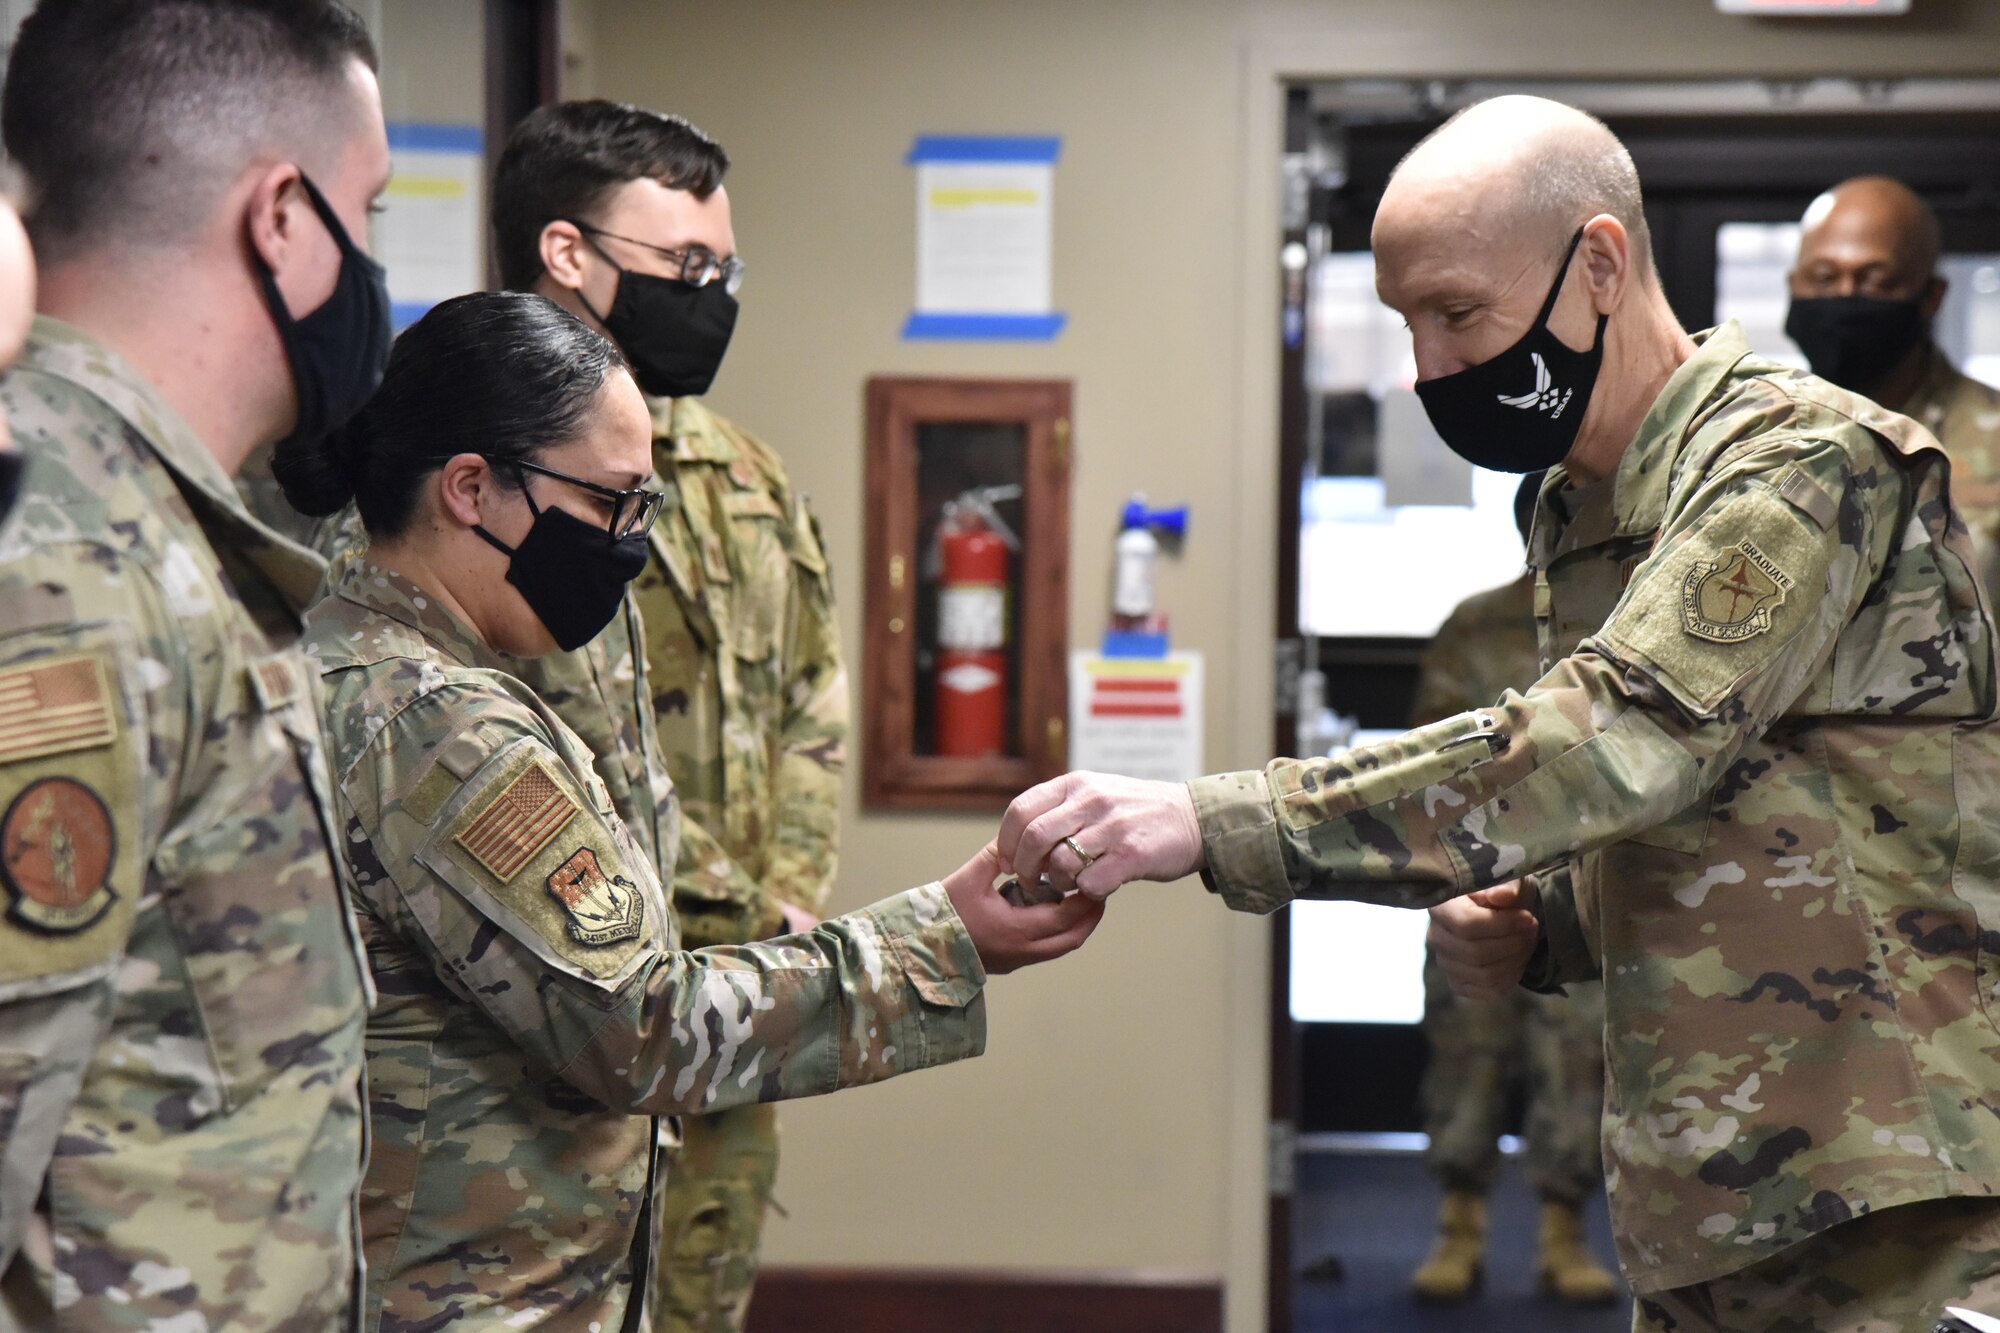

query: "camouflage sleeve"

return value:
[1408, 602, 1487, 726]
[350, 691, 984, 1117]
[1192, 437, 1890, 914]
[570, 882, 984, 1115]
[1518, 863, 1597, 993]
[764, 497, 847, 915]
[0, 547, 176, 1265]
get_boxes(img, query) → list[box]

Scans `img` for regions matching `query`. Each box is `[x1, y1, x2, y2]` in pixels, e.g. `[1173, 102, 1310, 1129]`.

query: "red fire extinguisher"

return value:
[933, 485, 1021, 758]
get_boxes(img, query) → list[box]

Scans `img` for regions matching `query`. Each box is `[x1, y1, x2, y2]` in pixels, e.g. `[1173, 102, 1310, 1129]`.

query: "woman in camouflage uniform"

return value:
[276, 292, 1101, 1330]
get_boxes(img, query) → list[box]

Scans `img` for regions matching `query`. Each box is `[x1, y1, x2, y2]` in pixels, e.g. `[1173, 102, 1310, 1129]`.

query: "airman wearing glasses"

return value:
[278, 291, 1102, 1329]
[491, 102, 852, 1331]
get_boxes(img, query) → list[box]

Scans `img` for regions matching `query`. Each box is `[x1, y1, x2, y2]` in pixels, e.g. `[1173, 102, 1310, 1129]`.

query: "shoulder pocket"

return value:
[412, 736, 654, 996]
[1596, 480, 1835, 720]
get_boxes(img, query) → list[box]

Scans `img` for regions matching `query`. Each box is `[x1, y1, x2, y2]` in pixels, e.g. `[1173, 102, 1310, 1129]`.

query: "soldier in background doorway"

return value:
[1787, 176, 2000, 593]
[1407, 474, 1617, 1307]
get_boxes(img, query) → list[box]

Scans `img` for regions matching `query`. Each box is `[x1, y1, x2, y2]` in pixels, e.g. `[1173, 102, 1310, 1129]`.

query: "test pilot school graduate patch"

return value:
[1680, 538, 1794, 643]
[1, 777, 116, 935]
[545, 846, 645, 947]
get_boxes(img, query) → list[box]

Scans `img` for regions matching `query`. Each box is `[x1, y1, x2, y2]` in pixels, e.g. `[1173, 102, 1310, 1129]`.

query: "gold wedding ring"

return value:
[1062, 836, 1096, 869]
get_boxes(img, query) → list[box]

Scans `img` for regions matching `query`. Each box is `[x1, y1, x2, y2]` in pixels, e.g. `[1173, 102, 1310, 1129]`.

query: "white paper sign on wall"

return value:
[377, 123, 485, 330]
[905, 136, 1065, 342]
[1067, 652, 1203, 782]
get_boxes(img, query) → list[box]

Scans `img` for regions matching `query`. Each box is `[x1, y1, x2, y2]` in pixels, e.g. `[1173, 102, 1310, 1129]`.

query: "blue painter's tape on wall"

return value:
[901, 312, 1068, 341]
[387, 123, 485, 154]
[906, 135, 1061, 164]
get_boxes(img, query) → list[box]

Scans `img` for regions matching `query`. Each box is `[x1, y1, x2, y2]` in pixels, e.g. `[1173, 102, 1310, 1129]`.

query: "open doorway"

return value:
[1268, 76, 2000, 1333]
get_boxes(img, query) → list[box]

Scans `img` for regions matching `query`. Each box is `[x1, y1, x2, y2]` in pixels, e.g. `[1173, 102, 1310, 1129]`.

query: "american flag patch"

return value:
[453, 761, 578, 883]
[0, 655, 119, 764]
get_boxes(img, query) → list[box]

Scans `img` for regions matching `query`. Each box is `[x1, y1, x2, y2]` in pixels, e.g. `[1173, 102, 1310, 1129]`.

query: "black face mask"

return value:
[1414, 227, 1609, 475]
[576, 233, 739, 399]
[1784, 295, 1929, 393]
[255, 174, 393, 449]
[474, 482, 651, 652]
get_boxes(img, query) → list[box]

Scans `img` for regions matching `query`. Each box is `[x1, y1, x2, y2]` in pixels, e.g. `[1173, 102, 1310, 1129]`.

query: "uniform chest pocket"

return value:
[153, 652, 366, 1116]
[720, 492, 795, 665]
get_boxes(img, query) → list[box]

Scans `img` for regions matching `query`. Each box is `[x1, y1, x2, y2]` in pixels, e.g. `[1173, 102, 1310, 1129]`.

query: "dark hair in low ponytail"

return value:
[273, 290, 625, 535]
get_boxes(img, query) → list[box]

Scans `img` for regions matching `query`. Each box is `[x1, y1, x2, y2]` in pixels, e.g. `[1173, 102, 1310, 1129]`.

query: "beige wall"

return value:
[569, 2, 2000, 1329]
[376, 0, 485, 127]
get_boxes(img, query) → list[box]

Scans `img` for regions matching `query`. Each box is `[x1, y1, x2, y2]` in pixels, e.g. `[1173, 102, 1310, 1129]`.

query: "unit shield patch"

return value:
[545, 846, 645, 946]
[1, 777, 116, 934]
[1680, 539, 1794, 643]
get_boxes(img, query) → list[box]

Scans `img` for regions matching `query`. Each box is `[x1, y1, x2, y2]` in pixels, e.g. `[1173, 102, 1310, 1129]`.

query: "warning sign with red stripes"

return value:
[1068, 653, 1203, 781]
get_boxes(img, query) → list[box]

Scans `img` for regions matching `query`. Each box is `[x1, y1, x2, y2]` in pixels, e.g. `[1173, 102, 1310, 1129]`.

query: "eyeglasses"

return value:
[489, 455, 666, 538]
[576, 222, 746, 296]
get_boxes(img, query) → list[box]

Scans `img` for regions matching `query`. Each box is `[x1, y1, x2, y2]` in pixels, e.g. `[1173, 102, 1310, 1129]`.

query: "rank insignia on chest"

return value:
[2, 777, 116, 935]
[1680, 538, 1794, 643]
[545, 846, 645, 946]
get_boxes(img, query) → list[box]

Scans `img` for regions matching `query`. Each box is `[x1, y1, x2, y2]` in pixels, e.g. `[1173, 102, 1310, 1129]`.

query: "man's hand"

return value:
[1427, 879, 1541, 999]
[998, 771, 1204, 900]
[943, 841, 1105, 975]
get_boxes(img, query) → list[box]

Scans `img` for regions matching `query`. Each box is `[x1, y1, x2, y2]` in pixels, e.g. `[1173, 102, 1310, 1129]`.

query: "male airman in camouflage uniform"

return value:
[1787, 176, 2000, 601]
[633, 394, 846, 1327]
[491, 101, 849, 1330]
[1406, 485, 1616, 1306]
[0, 2, 389, 1323]
[1004, 97, 2000, 1330]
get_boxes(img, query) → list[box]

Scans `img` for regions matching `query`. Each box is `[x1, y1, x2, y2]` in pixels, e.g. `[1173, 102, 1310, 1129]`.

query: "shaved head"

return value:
[1371, 96, 1693, 486]
[1386, 96, 1653, 278]
[1794, 176, 1941, 298]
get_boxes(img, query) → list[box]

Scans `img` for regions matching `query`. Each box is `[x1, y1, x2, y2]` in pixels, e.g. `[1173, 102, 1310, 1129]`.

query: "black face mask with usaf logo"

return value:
[1415, 227, 1608, 474]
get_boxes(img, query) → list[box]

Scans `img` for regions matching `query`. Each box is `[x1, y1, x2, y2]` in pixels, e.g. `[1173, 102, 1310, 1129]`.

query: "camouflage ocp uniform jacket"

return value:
[1892, 343, 2000, 602]
[634, 397, 847, 946]
[1192, 323, 2000, 1293]
[0, 319, 372, 1327]
[305, 557, 985, 1330]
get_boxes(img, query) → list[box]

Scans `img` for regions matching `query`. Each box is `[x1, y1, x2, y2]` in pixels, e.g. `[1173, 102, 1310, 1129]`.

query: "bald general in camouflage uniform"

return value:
[1407, 570, 1614, 1305]
[1005, 97, 2000, 1330]
[637, 393, 848, 1328]
[308, 555, 979, 1330]
[1137, 328, 2000, 1319]
[0, 318, 372, 1326]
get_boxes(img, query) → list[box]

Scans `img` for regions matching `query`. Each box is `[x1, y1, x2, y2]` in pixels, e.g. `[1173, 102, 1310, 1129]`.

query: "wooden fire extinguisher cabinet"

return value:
[861, 376, 1073, 812]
